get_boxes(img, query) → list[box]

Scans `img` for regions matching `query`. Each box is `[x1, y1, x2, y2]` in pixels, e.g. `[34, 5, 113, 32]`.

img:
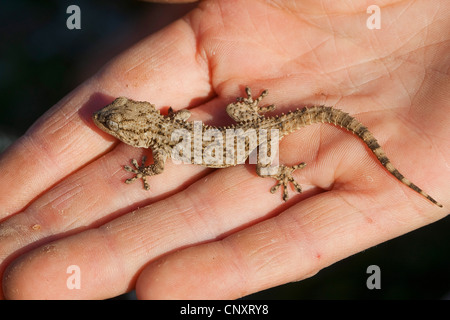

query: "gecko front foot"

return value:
[226, 86, 275, 122]
[266, 163, 307, 201]
[124, 156, 151, 190]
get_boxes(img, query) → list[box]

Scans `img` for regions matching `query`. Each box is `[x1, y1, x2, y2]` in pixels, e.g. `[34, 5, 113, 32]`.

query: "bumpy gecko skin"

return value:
[92, 87, 442, 207]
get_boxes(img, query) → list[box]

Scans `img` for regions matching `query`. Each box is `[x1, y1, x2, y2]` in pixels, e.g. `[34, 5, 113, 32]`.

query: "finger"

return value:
[0, 18, 211, 220]
[0, 142, 206, 275]
[135, 191, 446, 300]
[0, 86, 108, 220]
[2, 162, 297, 299]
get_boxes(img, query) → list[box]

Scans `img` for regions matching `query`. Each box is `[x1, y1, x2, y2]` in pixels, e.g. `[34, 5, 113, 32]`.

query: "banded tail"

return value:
[279, 106, 442, 207]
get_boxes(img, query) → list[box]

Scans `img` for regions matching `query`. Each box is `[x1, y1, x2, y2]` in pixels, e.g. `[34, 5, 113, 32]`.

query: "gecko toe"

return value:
[270, 182, 281, 193]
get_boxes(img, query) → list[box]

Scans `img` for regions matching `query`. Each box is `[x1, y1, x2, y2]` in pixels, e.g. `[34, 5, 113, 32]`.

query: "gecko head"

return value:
[92, 96, 163, 147]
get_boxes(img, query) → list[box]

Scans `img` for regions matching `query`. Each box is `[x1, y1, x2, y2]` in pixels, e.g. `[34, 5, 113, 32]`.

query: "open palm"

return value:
[0, 0, 448, 299]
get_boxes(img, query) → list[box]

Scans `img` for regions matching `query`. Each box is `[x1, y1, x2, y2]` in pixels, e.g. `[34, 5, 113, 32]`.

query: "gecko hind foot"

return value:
[124, 156, 150, 190]
[269, 163, 307, 201]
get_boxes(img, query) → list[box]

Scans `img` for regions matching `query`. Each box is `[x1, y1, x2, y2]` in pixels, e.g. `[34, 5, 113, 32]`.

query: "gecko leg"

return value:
[257, 162, 307, 201]
[124, 149, 167, 190]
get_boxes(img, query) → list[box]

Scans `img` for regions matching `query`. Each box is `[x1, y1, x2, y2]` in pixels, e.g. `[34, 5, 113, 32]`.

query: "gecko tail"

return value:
[296, 106, 443, 207]
[387, 166, 443, 208]
[336, 111, 443, 208]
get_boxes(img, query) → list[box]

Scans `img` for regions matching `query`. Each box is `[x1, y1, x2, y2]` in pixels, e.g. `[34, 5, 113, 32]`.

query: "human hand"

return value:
[1, 0, 448, 299]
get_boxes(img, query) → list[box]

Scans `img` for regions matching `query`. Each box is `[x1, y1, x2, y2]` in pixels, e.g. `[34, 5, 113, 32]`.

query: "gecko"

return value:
[92, 86, 442, 207]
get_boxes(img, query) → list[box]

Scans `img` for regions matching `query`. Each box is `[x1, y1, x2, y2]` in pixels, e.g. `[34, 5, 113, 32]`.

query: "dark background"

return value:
[0, 0, 448, 300]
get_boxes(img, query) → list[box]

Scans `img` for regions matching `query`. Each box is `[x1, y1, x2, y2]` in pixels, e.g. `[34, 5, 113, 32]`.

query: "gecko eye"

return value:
[106, 120, 119, 132]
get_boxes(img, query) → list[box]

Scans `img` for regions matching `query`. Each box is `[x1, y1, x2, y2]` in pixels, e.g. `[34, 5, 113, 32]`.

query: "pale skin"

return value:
[0, 0, 448, 299]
